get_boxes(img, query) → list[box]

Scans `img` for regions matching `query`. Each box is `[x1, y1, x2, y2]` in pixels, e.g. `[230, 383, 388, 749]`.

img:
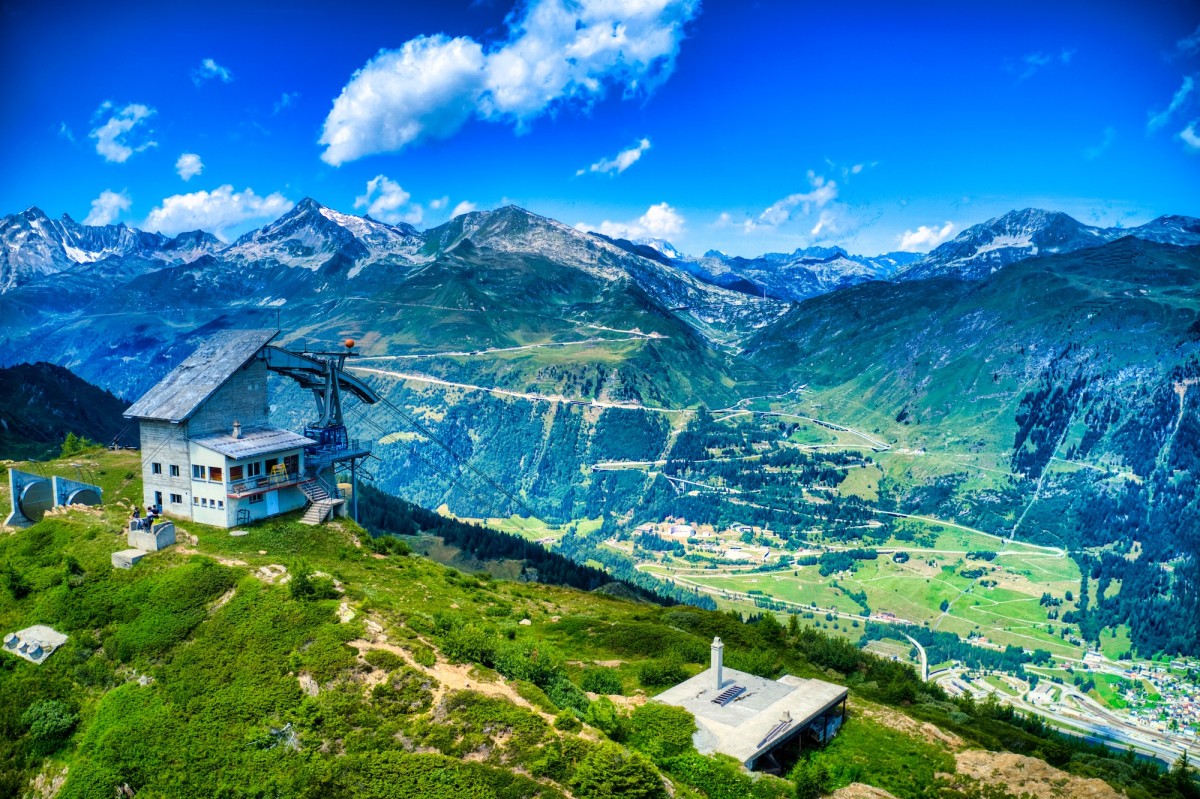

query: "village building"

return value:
[123, 329, 378, 528]
[656, 637, 847, 772]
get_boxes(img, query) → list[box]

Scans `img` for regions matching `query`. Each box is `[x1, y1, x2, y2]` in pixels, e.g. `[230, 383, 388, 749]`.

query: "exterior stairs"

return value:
[298, 478, 343, 525]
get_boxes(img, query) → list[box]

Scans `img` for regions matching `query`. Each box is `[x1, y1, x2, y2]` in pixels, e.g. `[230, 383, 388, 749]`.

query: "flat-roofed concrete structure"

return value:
[656, 637, 847, 771]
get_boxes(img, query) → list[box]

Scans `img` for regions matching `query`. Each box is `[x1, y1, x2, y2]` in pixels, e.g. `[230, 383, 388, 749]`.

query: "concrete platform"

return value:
[112, 549, 147, 569]
[128, 521, 175, 551]
[3, 625, 68, 664]
[656, 638, 847, 768]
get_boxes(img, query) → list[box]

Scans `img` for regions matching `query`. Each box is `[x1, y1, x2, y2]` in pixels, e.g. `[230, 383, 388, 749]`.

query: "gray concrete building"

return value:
[655, 637, 848, 772]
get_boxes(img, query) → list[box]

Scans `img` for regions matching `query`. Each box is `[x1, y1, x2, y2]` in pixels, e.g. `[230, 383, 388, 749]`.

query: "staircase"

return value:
[298, 477, 343, 525]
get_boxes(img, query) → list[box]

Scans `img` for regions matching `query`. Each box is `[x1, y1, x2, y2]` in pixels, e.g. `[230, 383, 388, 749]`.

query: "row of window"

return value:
[194, 496, 226, 510]
[152, 458, 285, 485]
[192, 464, 225, 482]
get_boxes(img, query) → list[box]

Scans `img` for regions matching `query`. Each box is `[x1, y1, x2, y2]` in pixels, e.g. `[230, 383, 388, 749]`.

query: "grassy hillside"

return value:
[1, 449, 1195, 799]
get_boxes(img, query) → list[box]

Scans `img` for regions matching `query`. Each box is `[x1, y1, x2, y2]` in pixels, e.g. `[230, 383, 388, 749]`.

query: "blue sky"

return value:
[2, 0, 1198, 256]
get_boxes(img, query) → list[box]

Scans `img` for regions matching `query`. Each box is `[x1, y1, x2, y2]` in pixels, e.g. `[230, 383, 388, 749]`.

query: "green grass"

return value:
[0, 449, 1189, 799]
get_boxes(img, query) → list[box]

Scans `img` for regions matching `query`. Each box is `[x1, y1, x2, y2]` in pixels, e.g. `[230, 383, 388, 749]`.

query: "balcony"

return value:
[227, 470, 301, 498]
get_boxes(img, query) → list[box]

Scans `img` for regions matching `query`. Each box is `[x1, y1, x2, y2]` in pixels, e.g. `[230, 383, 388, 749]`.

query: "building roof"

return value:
[191, 426, 316, 459]
[124, 329, 279, 423]
[655, 666, 847, 765]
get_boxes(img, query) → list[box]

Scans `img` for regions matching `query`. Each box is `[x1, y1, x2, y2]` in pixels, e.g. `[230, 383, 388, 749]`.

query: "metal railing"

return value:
[227, 470, 301, 497]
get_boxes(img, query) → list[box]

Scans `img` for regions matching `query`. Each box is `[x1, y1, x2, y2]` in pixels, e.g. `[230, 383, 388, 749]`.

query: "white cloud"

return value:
[353, 175, 423, 225]
[1175, 24, 1200, 58]
[1180, 122, 1200, 152]
[1147, 76, 1194, 132]
[1007, 49, 1073, 81]
[83, 189, 131, 226]
[451, 200, 478, 217]
[143, 185, 292, 239]
[577, 137, 651, 176]
[898, 221, 955, 252]
[88, 102, 157, 163]
[749, 172, 838, 230]
[57, 122, 75, 143]
[320, 0, 700, 165]
[1082, 126, 1116, 160]
[272, 92, 300, 114]
[175, 153, 204, 181]
[192, 57, 234, 86]
[584, 202, 684, 240]
[429, 196, 449, 210]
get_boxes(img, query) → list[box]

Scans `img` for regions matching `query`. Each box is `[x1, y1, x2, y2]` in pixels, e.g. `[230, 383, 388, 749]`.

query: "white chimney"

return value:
[711, 636, 724, 690]
[232, 420, 241, 439]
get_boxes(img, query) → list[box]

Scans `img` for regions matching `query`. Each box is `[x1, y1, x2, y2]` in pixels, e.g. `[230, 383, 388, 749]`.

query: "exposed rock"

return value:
[953, 750, 1123, 799]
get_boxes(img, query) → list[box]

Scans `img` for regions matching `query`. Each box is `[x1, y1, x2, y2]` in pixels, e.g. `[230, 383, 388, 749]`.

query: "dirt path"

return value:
[345, 636, 557, 723]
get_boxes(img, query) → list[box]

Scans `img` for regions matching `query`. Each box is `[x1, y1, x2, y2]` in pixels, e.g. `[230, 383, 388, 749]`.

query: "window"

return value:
[247, 462, 262, 478]
[201, 498, 208, 507]
[209, 466, 223, 482]
[265, 458, 279, 474]
[229, 465, 244, 481]
[169, 464, 180, 477]
[151, 462, 162, 475]
[170, 493, 182, 504]
[192, 465, 206, 480]
[193, 496, 199, 505]
[249, 493, 264, 504]
[217, 500, 224, 509]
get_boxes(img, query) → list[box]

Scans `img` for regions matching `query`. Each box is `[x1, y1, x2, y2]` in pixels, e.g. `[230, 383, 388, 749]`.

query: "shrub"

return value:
[584, 697, 628, 740]
[637, 653, 688, 688]
[626, 703, 695, 764]
[493, 638, 562, 686]
[22, 700, 78, 742]
[364, 649, 405, 672]
[408, 644, 436, 668]
[513, 680, 558, 714]
[1, 561, 30, 599]
[554, 711, 582, 731]
[373, 666, 437, 715]
[547, 675, 590, 715]
[570, 742, 666, 799]
[581, 666, 624, 695]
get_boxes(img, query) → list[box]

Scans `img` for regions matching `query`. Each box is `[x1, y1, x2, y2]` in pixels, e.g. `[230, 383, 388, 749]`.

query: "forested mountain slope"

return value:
[746, 238, 1200, 655]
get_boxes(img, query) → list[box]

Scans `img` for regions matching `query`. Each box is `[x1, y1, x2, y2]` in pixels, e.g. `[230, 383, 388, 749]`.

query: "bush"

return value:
[493, 639, 563, 686]
[364, 649, 405, 672]
[408, 644, 436, 668]
[22, 700, 78, 741]
[547, 675, 591, 715]
[581, 666, 624, 695]
[1, 561, 30, 599]
[637, 653, 688, 688]
[372, 666, 437, 715]
[584, 697, 628, 740]
[289, 562, 338, 601]
[626, 703, 695, 764]
[570, 742, 666, 799]
[554, 711, 583, 731]
[513, 680, 559, 714]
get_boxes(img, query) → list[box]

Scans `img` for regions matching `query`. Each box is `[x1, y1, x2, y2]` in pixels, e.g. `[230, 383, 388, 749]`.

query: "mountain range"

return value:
[2, 196, 1198, 658]
[6, 200, 1198, 303]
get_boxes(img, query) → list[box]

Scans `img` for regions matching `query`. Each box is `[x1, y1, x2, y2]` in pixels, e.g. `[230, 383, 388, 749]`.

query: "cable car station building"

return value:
[124, 329, 378, 528]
